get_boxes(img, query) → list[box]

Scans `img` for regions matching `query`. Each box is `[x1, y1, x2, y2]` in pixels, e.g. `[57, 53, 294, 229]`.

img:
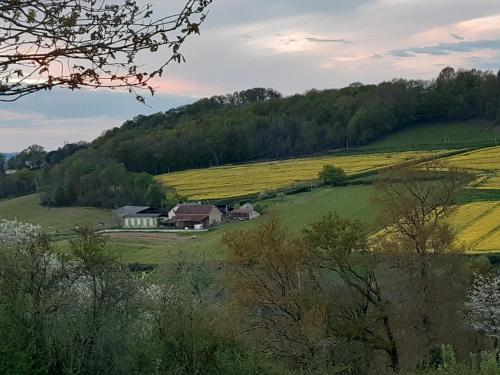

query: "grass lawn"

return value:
[0, 194, 115, 233]
[364, 120, 499, 151]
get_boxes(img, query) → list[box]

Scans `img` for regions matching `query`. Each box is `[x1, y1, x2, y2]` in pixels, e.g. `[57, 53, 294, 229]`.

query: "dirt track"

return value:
[105, 232, 190, 246]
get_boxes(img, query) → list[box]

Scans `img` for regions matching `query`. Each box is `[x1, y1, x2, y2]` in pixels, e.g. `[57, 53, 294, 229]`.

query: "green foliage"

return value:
[414, 345, 500, 375]
[0, 219, 270, 374]
[41, 150, 170, 208]
[319, 165, 348, 186]
[7, 144, 47, 170]
[45, 141, 88, 165]
[0, 153, 5, 176]
[0, 169, 38, 199]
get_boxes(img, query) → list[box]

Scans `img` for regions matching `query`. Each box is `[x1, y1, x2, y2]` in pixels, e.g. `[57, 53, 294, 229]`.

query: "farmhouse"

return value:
[173, 204, 222, 229]
[229, 207, 260, 220]
[113, 206, 165, 229]
[167, 202, 201, 220]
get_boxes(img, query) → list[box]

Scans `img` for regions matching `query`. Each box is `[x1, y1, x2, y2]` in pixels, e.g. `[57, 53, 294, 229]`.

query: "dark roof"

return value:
[175, 205, 218, 215]
[174, 214, 209, 222]
[114, 206, 150, 217]
[123, 213, 163, 219]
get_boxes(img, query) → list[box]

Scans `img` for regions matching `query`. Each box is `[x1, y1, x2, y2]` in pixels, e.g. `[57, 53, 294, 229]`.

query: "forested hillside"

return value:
[93, 67, 500, 174]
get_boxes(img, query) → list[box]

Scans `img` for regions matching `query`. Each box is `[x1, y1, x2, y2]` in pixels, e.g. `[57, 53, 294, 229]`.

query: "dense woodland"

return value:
[1, 67, 500, 206]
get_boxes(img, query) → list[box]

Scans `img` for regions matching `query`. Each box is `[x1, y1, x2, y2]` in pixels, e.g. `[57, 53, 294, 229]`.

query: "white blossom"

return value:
[464, 273, 500, 338]
[0, 219, 43, 248]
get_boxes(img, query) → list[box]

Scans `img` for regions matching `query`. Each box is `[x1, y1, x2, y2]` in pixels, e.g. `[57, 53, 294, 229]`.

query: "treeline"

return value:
[0, 170, 39, 199]
[40, 150, 168, 208]
[91, 67, 500, 174]
[6, 142, 89, 170]
[0, 143, 172, 208]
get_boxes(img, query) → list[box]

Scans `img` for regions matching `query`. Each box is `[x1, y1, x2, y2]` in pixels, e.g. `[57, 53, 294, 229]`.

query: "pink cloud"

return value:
[152, 77, 223, 97]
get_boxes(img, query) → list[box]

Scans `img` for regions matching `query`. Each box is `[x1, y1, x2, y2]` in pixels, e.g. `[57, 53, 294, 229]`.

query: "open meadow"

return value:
[159, 150, 443, 200]
[0, 194, 115, 234]
[363, 120, 499, 151]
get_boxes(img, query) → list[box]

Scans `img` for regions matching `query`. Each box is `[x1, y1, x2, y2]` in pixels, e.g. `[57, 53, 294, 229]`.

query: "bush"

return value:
[414, 345, 500, 375]
[319, 165, 348, 186]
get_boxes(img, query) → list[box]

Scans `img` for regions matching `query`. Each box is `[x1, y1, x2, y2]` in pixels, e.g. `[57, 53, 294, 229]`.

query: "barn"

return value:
[113, 206, 166, 229]
[173, 205, 222, 229]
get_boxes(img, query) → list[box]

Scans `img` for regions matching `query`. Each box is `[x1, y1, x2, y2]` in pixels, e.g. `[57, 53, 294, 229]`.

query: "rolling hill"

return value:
[0, 194, 114, 234]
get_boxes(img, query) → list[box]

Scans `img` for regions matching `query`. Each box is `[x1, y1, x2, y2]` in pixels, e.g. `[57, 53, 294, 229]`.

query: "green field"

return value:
[364, 120, 499, 151]
[0, 194, 115, 233]
[108, 185, 380, 264]
[0, 186, 380, 264]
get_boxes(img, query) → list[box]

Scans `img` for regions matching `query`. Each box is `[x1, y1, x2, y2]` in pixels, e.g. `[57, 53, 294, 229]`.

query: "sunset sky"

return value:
[2, 0, 500, 152]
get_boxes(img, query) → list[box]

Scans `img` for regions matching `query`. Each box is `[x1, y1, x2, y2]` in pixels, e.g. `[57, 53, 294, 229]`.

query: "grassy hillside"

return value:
[363, 120, 499, 151]
[159, 150, 443, 200]
[113, 183, 500, 263]
[106, 185, 381, 264]
[0, 194, 115, 233]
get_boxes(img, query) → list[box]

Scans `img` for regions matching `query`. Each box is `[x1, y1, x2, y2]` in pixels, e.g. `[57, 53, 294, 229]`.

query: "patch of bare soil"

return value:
[105, 232, 190, 246]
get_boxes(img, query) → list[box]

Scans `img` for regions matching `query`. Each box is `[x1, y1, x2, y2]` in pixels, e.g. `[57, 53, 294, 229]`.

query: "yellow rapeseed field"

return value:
[451, 201, 500, 252]
[478, 175, 500, 189]
[159, 150, 441, 200]
[371, 201, 500, 253]
[441, 146, 500, 172]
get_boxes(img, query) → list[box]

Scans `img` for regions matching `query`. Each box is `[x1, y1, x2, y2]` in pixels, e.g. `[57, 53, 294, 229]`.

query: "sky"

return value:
[2, 0, 500, 152]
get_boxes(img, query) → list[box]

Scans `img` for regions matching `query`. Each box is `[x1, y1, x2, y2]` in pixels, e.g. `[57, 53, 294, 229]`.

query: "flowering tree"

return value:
[464, 273, 500, 347]
[0, 218, 43, 247]
[0, 0, 212, 102]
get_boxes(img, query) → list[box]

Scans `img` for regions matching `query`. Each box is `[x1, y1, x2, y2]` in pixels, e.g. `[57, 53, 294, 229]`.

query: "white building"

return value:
[113, 206, 164, 229]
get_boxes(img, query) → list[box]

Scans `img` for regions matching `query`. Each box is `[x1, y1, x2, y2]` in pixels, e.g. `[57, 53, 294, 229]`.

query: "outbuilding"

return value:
[113, 206, 166, 229]
[229, 207, 260, 220]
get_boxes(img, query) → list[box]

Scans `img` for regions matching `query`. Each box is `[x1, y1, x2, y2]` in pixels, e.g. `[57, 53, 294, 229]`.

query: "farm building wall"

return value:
[208, 208, 222, 225]
[124, 217, 159, 229]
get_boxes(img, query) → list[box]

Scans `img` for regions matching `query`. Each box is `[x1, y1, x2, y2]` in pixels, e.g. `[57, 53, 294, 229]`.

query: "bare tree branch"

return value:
[0, 0, 212, 101]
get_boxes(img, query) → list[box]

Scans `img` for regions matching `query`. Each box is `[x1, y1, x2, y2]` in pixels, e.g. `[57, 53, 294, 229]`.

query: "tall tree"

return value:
[0, 0, 212, 101]
[304, 215, 400, 373]
[0, 153, 5, 175]
[375, 163, 466, 346]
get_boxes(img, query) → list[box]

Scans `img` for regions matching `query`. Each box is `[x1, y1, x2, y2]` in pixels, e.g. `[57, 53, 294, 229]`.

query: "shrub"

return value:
[319, 165, 348, 186]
